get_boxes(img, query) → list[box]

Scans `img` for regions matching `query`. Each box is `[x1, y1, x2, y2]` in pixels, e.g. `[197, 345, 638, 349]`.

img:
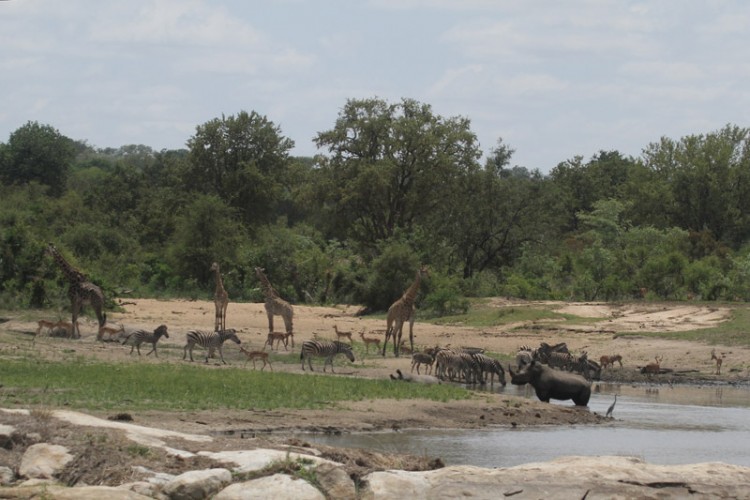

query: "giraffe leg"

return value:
[71, 301, 81, 339]
[408, 315, 416, 356]
[393, 321, 405, 357]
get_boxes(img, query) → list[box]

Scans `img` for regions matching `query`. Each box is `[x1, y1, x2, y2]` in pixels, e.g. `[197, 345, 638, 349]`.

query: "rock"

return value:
[0, 465, 14, 485]
[19, 443, 74, 479]
[214, 473, 324, 500]
[315, 463, 356, 499]
[200, 449, 337, 474]
[162, 468, 232, 500]
[360, 457, 750, 499]
[0, 423, 15, 449]
[0, 484, 153, 499]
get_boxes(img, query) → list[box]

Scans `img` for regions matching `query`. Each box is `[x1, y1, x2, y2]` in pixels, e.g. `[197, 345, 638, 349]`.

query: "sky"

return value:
[1, 1, 749, 173]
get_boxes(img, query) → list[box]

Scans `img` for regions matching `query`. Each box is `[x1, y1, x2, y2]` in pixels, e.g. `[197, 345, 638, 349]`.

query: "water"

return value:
[305, 384, 750, 468]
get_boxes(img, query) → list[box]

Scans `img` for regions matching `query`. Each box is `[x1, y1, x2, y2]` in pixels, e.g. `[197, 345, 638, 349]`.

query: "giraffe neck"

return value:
[400, 270, 423, 305]
[213, 265, 226, 295]
[48, 245, 86, 283]
[255, 269, 280, 299]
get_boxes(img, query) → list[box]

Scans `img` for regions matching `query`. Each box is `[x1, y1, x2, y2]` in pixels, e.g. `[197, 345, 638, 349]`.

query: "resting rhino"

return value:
[509, 360, 591, 406]
[390, 368, 441, 385]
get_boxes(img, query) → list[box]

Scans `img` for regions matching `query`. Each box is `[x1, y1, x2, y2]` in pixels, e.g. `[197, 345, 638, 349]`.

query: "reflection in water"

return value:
[305, 384, 750, 468]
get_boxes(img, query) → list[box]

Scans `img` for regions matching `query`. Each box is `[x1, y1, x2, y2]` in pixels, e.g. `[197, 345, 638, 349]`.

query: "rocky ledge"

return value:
[1, 408, 749, 499]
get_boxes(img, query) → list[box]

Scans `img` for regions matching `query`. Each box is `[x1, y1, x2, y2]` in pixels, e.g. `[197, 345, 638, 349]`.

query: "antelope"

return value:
[264, 331, 291, 351]
[333, 325, 353, 343]
[359, 331, 381, 353]
[98, 323, 125, 341]
[600, 354, 623, 369]
[640, 355, 663, 376]
[55, 320, 79, 338]
[398, 340, 413, 356]
[240, 346, 273, 371]
[36, 319, 57, 336]
[711, 349, 724, 375]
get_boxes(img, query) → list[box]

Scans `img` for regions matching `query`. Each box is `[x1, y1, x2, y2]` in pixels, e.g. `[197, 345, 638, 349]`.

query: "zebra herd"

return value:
[116, 324, 357, 372]
[516, 342, 602, 381]
[407, 346, 507, 386]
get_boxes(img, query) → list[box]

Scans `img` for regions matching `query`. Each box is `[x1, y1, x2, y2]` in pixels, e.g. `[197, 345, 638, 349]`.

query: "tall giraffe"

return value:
[210, 262, 229, 331]
[45, 243, 106, 339]
[382, 265, 429, 357]
[254, 267, 294, 340]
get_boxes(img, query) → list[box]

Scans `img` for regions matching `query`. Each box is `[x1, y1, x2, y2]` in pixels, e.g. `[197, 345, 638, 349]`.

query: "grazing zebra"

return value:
[121, 324, 169, 357]
[183, 328, 241, 364]
[300, 340, 355, 373]
[472, 353, 506, 386]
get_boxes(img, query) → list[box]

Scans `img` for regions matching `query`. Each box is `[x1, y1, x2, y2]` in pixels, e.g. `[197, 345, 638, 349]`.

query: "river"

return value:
[305, 383, 750, 468]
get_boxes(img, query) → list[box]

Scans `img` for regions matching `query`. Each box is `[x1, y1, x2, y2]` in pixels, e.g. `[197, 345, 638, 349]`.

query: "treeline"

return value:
[2, 97, 750, 314]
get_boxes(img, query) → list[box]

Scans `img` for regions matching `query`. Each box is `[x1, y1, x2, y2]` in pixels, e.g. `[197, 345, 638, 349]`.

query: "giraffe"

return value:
[254, 267, 294, 343]
[382, 265, 429, 358]
[45, 243, 106, 339]
[210, 262, 229, 331]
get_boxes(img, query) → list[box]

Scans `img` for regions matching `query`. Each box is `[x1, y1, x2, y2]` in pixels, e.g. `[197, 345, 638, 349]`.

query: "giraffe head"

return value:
[211, 262, 220, 272]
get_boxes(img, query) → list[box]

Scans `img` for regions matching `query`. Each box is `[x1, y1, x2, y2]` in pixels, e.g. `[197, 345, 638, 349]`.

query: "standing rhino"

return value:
[509, 360, 591, 406]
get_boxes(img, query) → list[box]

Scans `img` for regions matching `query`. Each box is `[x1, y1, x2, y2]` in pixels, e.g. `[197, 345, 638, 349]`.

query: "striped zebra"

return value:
[183, 328, 241, 364]
[121, 324, 169, 357]
[546, 351, 574, 370]
[472, 353, 506, 386]
[300, 340, 355, 373]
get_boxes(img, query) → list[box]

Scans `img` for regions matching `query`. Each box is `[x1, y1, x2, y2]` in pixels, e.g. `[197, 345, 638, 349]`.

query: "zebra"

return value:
[121, 324, 169, 357]
[411, 352, 434, 375]
[472, 353, 506, 386]
[516, 349, 535, 369]
[300, 340, 355, 373]
[546, 351, 574, 370]
[183, 328, 241, 364]
[536, 342, 569, 363]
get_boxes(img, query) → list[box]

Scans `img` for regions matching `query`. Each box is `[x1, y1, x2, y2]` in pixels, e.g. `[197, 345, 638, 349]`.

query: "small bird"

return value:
[606, 394, 617, 418]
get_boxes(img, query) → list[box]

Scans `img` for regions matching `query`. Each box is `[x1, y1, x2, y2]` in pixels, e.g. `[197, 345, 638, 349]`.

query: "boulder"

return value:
[162, 468, 232, 500]
[19, 443, 74, 479]
[315, 463, 356, 499]
[214, 473, 324, 500]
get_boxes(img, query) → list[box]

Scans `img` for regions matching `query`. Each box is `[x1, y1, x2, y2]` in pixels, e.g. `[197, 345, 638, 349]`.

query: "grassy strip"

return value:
[0, 358, 469, 412]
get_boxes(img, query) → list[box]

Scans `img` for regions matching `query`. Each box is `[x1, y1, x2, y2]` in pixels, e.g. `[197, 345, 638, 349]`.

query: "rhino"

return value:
[509, 360, 591, 406]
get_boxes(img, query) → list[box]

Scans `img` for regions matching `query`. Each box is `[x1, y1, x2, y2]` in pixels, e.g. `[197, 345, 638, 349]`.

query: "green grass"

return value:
[0, 357, 469, 412]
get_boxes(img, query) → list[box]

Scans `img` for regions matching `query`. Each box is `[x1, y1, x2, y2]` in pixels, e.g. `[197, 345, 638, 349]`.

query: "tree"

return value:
[641, 125, 750, 247]
[185, 111, 294, 226]
[0, 121, 77, 193]
[438, 139, 559, 278]
[313, 97, 481, 248]
[166, 194, 246, 287]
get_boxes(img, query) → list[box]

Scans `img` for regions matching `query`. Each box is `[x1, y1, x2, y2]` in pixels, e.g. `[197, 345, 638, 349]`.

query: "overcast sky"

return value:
[1, 1, 749, 172]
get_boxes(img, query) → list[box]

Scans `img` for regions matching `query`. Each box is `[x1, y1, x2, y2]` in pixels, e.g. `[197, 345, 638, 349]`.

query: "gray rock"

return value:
[19, 443, 74, 479]
[0, 465, 14, 485]
[315, 463, 356, 500]
[214, 474, 325, 500]
[162, 468, 232, 500]
[0, 423, 15, 449]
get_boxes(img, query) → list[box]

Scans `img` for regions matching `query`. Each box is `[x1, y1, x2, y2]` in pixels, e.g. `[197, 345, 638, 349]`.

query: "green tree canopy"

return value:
[185, 111, 294, 227]
[0, 121, 77, 194]
[313, 97, 482, 248]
